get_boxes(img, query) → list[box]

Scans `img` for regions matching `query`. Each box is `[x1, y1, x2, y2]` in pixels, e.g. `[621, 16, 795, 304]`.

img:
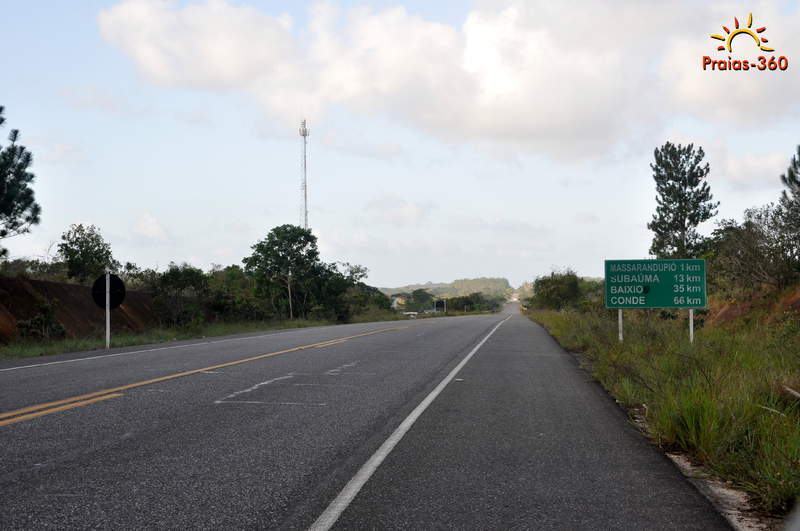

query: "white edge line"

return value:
[308, 314, 512, 531]
[0, 324, 403, 373]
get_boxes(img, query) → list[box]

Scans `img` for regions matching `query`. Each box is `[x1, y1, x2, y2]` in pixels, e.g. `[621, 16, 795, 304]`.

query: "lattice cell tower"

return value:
[299, 119, 309, 230]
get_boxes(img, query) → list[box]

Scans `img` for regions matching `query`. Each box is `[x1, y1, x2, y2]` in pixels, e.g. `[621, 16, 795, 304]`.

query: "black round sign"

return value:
[92, 274, 126, 310]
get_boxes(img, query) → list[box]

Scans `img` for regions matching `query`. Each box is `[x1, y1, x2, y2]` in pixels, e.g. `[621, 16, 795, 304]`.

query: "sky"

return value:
[2, 0, 799, 287]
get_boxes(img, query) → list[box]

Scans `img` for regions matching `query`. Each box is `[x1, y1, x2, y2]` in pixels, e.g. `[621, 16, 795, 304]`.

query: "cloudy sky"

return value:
[3, 0, 799, 287]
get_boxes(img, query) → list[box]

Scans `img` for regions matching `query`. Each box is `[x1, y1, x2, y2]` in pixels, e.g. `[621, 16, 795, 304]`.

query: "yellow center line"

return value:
[0, 394, 124, 427]
[0, 324, 415, 425]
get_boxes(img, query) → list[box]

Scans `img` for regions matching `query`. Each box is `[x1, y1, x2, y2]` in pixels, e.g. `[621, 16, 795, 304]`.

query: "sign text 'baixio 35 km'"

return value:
[605, 259, 707, 309]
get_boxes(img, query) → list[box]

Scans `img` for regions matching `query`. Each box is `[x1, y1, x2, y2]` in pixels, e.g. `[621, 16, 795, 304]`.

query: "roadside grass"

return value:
[347, 308, 406, 323]
[0, 319, 333, 360]
[526, 308, 800, 515]
[0, 308, 482, 360]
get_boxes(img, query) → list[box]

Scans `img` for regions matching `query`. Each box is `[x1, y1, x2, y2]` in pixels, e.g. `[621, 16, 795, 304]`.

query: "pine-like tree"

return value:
[780, 145, 800, 201]
[647, 142, 719, 258]
[0, 106, 41, 257]
[778, 145, 800, 266]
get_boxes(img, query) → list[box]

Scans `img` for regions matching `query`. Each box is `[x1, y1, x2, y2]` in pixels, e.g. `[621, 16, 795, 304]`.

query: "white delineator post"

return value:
[618, 309, 623, 342]
[105, 271, 111, 350]
[689, 309, 694, 344]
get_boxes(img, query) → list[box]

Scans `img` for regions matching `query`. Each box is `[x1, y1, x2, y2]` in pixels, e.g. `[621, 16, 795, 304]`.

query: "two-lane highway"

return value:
[0, 306, 729, 529]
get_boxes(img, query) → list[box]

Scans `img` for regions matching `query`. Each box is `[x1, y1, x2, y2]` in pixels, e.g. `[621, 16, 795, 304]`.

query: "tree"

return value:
[409, 289, 434, 311]
[780, 144, 800, 201]
[152, 262, 208, 326]
[0, 106, 41, 257]
[647, 142, 719, 258]
[243, 225, 320, 319]
[778, 145, 800, 267]
[207, 264, 263, 321]
[527, 269, 581, 310]
[707, 205, 797, 293]
[57, 224, 120, 283]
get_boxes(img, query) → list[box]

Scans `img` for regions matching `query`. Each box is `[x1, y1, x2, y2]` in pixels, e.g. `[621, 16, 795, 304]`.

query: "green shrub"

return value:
[16, 299, 65, 341]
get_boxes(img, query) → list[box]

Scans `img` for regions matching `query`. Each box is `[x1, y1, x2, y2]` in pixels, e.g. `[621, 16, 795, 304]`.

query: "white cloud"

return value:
[26, 136, 86, 165]
[660, 128, 791, 191]
[99, 0, 297, 89]
[132, 212, 169, 242]
[174, 108, 213, 127]
[98, 1, 800, 161]
[320, 132, 405, 161]
[92, 1, 667, 159]
[573, 212, 600, 224]
[62, 84, 150, 115]
[363, 195, 434, 225]
[718, 150, 788, 190]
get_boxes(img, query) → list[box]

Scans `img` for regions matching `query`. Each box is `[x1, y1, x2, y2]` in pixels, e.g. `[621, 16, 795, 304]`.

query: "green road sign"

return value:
[605, 259, 707, 309]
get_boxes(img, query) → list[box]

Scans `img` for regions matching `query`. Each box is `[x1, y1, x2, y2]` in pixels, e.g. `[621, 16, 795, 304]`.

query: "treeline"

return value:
[381, 277, 511, 299]
[393, 288, 504, 313]
[1, 223, 391, 327]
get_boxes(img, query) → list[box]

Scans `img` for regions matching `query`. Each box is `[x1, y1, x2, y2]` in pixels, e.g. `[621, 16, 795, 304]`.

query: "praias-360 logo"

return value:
[702, 13, 789, 71]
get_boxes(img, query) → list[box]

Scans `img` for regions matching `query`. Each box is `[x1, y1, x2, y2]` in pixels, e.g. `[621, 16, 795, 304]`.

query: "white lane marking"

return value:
[308, 315, 512, 531]
[0, 325, 390, 373]
[216, 401, 327, 406]
[292, 383, 357, 387]
[214, 374, 295, 403]
[324, 361, 360, 375]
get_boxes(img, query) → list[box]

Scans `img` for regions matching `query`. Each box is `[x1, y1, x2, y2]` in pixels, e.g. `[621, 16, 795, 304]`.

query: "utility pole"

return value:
[299, 119, 309, 230]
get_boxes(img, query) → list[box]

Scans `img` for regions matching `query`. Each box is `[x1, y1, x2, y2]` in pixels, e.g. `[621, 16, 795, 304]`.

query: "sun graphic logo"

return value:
[710, 13, 773, 52]
[702, 13, 788, 71]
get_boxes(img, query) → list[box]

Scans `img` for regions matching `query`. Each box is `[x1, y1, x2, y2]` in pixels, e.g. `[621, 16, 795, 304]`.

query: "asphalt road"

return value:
[0, 305, 729, 530]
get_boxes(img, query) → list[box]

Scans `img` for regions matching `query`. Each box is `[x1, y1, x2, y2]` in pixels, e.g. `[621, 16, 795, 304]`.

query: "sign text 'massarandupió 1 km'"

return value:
[604, 259, 707, 309]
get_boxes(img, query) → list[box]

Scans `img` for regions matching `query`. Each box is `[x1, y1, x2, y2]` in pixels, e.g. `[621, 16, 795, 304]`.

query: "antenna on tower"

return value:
[299, 119, 309, 230]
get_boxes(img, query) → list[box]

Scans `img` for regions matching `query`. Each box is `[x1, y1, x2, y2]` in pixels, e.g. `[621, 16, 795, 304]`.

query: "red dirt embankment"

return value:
[705, 285, 800, 327]
[0, 277, 157, 341]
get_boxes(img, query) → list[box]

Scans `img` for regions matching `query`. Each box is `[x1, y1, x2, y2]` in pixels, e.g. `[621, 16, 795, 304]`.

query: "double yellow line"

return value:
[0, 325, 411, 427]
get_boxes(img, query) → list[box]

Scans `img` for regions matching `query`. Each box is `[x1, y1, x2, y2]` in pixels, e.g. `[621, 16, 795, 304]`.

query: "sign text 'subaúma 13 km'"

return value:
[604, 259, 707, 309]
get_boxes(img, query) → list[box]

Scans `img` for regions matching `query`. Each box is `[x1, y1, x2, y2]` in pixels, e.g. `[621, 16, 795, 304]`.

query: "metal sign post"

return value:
[105, 271, 110, 350]
[618, 309, 623, 342]
[92, 273, 126, 350]
[689, 309, 694, 344]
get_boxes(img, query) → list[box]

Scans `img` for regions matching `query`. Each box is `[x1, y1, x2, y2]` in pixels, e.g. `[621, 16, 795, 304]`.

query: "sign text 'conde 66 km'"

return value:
[605, 259, 707, 309]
